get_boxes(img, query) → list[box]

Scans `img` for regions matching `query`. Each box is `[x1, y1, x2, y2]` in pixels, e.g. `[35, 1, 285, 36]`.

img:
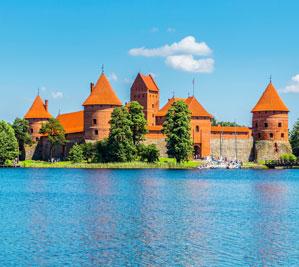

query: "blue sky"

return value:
[1, 0, 299, 127]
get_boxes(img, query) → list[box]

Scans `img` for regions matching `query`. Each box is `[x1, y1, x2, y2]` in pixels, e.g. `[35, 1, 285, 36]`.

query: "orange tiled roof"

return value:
[24, 95, 52, 119]
[57, 111, 84, 134]
[83, 73, 122, 106]
[251, 82, 289, 112]
[211, 125, 251, 133]
[147, 125, 163, 131]
[156, 96, 213, 118]
[140, 73, 159, 91]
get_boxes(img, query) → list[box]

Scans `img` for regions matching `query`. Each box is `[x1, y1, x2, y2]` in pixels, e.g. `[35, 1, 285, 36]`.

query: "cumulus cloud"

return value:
[129, 36, 214, 73]
[109, 72, 118, 81]
[167, 27, 176, 33]
[281, 74, 299, 93]
[150, 27, 159, 33]
[129, 36, 211, 57]
[123, 77, 133, 84]
[51, 91, 63, 99]
[165, 55, 214, 73]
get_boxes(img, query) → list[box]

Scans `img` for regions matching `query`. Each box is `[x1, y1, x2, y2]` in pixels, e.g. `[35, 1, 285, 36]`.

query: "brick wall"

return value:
[211, 137, 254, 162]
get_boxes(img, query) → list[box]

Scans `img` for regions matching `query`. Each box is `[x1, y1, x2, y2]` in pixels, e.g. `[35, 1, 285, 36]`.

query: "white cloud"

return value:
[109, 72, 118, 81]
[281, 74, 299, 93]
[167, 27, 176, 33]
[129, 36, 214, 73]
[129, 36, 212, 57]
[51, 91, 63, 99]
[292, 74, 299, 83]
[123, 77, 133, 84]
[150, 27, 159, 33]
[165, 55, 214, 73]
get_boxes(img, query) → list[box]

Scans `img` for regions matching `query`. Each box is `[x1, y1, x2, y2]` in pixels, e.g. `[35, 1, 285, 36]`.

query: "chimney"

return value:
[44, 100, 48, 111]
[90, 82, 94, 93]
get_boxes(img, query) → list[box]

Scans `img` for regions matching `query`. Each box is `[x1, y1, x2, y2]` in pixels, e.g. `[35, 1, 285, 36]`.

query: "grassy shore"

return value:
[18, 159, 273, 169]
[242, 162, 268, 169]
[20, 158, 202, 169]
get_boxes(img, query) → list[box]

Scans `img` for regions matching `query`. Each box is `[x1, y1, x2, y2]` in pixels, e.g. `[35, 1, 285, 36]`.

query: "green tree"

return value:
[211, 117, 242, 127]
[162, 100, 193, 163]
[12, 118, 32, 160]
[0, 120, 19, 164]
[81, 142, 96, 162]
[128, 101, 148, 146]
[139, 144, 160, 163]
[290, 118, 299, 157]
[68, 143, 84, 163]
[95, 139, 110, 163]
[108, 107, 136, 162]
[39, 118, 66, 159]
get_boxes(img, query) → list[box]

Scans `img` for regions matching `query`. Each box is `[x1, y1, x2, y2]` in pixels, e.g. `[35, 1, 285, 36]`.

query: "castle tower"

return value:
[83, 73, 122, 140]
[24, 95, 52, 141]
[130, 73, 159, 126]
[251, 81, 291, 160]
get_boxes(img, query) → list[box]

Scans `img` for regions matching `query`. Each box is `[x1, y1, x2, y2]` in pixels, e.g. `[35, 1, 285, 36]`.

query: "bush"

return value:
[280, 153, 297, 163]
[68, 143, 84, 163]
[139, 144, 160, 163]
[81, 142, 96, 162]
[95, 139, 110, 163]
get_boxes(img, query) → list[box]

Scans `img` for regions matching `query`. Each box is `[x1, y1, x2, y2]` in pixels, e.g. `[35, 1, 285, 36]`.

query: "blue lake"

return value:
[0, 168, 299, 266]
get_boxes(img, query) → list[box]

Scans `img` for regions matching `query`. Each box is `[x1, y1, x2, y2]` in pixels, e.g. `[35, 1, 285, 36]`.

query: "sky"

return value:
[0, 0, 299, 127]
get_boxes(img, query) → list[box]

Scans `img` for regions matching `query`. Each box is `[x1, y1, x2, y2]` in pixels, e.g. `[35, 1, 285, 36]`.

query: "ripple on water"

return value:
[0, 168, 298, 266]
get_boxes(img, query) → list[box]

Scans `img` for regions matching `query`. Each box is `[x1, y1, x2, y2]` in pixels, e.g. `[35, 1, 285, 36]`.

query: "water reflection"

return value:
[251, 181, 289, 266]
[0, 169, 299, 266]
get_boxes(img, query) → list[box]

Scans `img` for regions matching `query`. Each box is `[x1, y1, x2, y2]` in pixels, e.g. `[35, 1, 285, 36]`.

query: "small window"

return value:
[258, 133, 261, 139]
[152, 114, 154, 118]
[264, 123, 268, 128]
[196, 126, 199, 132]
[94, 130, 98, 135]
[255, 123, 258, 128]
[270, 133, 274, 138]
[93, 119, 97, 125]
[152, 104, 154, 108]
[278, 122, 282, 127]
[281, 133, 284, 138]
[30, 128, 33, 133]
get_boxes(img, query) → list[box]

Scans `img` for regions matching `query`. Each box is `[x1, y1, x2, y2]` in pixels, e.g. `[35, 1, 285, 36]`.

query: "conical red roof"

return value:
[252, 82, 289, 112]
[24, 95, 52, 119]
[83, 73, 122, 106]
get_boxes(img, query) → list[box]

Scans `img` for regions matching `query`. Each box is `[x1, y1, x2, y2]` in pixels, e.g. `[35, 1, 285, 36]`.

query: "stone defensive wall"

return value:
[210, 126, 254, 162]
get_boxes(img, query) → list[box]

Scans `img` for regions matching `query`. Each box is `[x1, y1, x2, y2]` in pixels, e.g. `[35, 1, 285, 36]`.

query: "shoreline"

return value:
[1, 160, 270, 170]
[3, 160, 297, 170]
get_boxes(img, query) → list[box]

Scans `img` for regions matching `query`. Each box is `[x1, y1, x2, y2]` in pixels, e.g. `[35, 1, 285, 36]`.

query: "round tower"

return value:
[24, 95, 52, 142]
[251, 81, 291, 160]
[83, 72, 122, 140]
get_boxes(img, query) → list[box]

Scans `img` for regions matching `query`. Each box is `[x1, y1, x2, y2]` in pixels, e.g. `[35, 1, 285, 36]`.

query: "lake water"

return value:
[0, 168, 299, 266]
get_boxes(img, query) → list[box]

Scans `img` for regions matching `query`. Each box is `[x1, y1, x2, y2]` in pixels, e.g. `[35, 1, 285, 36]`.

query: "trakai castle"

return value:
[24, 71, 292, 162]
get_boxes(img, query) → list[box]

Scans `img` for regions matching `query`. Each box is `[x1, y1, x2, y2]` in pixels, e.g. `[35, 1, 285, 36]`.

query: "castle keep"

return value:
[24, 71, 291, 161]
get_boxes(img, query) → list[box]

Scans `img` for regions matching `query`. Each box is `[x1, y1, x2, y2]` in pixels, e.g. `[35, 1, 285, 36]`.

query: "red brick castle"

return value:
[24, 71, 291, 161]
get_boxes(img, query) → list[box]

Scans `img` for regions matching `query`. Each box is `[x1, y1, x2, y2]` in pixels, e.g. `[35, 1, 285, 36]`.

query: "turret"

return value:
[83, 72, 122, 140]
[24, 95, 52, 141]
[251, 81, 291, 160]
